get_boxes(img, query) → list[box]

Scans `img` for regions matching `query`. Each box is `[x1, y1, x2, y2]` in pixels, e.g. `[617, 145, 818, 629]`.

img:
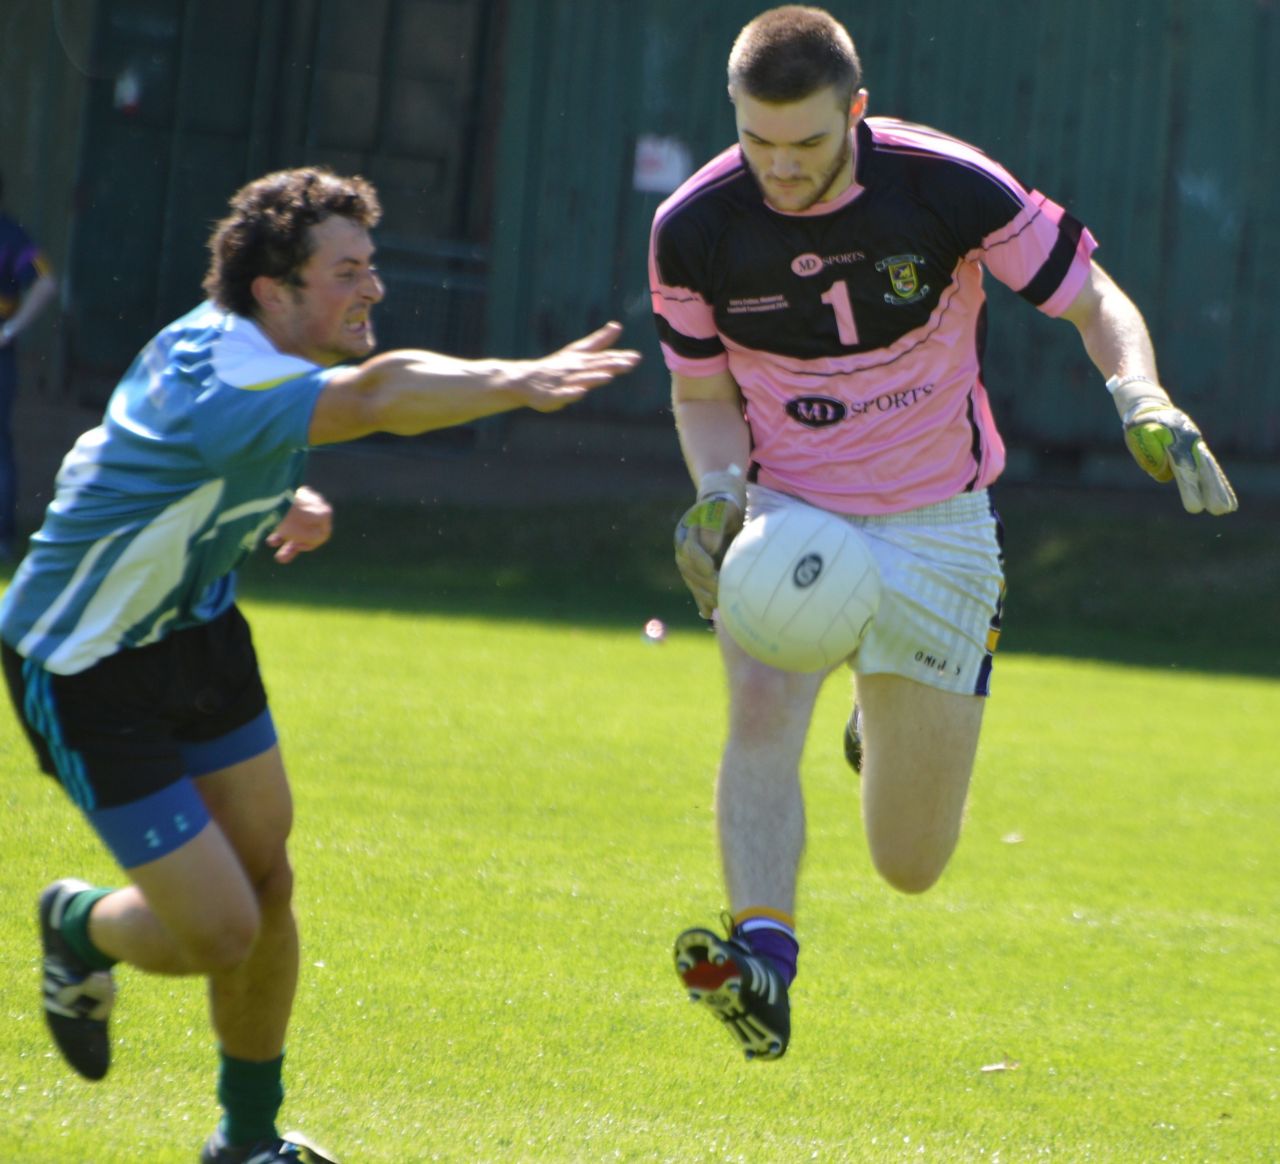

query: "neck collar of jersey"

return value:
[213, 306, 323, 388]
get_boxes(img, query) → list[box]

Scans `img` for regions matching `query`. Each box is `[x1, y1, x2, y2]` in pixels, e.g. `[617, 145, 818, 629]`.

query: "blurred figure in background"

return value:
[0, 168, 58, 559]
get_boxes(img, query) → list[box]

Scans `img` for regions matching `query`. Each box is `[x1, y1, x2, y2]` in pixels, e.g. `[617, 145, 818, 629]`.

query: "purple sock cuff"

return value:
[738, 926, 800, 987]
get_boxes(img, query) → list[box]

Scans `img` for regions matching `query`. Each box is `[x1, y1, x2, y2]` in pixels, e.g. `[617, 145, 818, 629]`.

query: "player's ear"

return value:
[849, 89, 869, 124]
[251, 274, 286, 316]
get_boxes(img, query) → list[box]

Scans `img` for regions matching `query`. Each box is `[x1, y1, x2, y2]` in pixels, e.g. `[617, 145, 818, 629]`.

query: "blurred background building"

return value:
[2, 0, 1278, 501]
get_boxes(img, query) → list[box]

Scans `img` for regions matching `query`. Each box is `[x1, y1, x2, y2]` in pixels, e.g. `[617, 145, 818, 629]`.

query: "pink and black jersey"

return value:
[649, 116, 1097, 514]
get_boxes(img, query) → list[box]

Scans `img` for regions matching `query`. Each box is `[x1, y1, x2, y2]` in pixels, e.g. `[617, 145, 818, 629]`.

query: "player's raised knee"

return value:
[868, 847, 951, 895]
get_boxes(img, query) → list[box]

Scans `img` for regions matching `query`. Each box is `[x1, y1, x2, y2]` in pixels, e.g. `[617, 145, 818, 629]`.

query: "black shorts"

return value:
[3, 604, 273, 813]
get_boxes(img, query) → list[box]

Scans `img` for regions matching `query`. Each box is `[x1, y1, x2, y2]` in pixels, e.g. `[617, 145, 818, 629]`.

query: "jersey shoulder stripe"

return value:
[652, 145, 748, 235]
[862, 117, 1026, 210]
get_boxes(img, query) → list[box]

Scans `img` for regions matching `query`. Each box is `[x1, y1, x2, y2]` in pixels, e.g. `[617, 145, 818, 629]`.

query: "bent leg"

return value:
[87, 820, 261, 975]
[84, 745, 295, 1060]
[716, 626, 830, 915]
[856, 672, 985, 894]
[196, 744, 297, 1062]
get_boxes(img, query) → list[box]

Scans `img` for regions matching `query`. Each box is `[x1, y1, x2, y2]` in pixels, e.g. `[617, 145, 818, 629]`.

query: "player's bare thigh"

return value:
[856, 672, 985, 894]
[104, 821, 261, 972]
[91, 747, 294, 973]
[195, 743, 294, 890]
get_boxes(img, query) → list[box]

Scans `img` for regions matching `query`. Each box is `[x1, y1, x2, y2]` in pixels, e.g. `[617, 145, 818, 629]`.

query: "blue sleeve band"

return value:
[87, 779, 212, 869]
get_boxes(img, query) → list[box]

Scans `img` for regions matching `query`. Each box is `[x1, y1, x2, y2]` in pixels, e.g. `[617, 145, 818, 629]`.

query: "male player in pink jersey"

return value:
[648, 5, 1236, 1061]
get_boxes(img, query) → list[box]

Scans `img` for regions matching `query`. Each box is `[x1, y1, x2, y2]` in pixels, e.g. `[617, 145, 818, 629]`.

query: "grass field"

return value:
[1, 485, 1277, 1162]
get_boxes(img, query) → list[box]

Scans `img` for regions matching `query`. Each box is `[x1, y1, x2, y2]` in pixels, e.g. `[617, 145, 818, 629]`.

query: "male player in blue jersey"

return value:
[1, 167, 640, 1164]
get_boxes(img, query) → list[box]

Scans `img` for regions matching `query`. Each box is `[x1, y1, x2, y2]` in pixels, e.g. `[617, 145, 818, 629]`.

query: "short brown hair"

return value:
[728, 6, 862, 108]
[203, 167, 382, 317]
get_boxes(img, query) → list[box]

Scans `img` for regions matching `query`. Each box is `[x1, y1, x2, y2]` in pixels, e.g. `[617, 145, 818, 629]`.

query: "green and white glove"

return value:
[1107, 376, 1238, 516]
[674, 465, 746, 618]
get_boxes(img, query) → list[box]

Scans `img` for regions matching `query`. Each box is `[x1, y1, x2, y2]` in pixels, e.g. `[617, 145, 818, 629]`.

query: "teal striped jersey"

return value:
[0, 302, 336, 674]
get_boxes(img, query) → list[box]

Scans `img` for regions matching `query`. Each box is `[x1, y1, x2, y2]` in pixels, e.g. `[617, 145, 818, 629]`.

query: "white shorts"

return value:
[744, 485, 1005, 696]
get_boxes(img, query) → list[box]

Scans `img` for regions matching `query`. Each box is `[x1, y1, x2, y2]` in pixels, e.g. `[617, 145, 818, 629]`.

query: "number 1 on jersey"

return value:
[820, 280, 860, 346]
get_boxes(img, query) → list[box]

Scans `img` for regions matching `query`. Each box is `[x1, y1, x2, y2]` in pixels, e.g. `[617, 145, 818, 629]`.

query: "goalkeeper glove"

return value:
[674, 465, 746, 619]
[1107, 376, 1238, 516]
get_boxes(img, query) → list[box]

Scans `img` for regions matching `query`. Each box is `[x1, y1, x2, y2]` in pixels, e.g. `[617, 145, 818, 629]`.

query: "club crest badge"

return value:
[876, 254, 929, 304]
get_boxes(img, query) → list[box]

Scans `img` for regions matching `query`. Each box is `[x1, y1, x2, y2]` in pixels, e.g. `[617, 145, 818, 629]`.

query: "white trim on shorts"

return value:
[744, 485, 1005, 696]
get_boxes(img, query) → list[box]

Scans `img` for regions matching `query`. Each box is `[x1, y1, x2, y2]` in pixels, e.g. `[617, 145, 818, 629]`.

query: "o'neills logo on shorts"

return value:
[790, 250, 866, 277]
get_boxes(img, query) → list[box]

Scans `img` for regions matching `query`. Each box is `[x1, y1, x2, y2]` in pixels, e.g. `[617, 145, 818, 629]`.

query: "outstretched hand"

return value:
[516, 322, 642, 411]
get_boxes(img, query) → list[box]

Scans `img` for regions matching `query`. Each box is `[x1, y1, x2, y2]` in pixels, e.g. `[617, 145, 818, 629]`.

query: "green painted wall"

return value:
[488, 0, 1280, 457]
[3, 0, 1277, 460]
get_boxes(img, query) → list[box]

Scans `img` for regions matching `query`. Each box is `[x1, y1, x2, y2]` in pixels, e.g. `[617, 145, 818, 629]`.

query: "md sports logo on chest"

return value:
[785, 396, 846, 427]
[790, 250, 866, 277]
[786, 384, 936, 429]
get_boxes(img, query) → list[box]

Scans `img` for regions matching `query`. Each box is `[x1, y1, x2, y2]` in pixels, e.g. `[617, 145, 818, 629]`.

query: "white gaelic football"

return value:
[717, 504, 882, 673]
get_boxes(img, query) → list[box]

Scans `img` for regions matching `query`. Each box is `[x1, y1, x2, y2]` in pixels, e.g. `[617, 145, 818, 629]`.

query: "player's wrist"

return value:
[1120, 399, 1184, 429]
[1105, 373, 1170, 421]
[696, 464, 746, 509]
[479, 358, 533, 407]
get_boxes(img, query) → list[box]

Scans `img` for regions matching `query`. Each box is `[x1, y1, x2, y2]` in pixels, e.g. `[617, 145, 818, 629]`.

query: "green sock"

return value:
[218, 1051, 285, 1146]
[60, 887, 118, 971]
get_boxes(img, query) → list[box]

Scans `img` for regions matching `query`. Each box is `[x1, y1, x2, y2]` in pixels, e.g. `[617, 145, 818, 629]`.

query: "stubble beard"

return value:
[754, 132, 853, 212]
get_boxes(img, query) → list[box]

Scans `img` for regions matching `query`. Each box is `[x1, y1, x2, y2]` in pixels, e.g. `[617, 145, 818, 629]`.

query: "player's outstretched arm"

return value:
[1061, 263, 1237, 516]
[307, 322, 641, 445]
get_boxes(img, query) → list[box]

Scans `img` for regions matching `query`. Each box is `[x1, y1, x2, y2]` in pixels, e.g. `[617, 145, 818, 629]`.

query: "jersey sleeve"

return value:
[197, 368, 333, 473]
[648, 206, 728, 377]
[871, 123, 1098, 320]
[188, 311, 343, 471]
[963, 169, 1098, 317]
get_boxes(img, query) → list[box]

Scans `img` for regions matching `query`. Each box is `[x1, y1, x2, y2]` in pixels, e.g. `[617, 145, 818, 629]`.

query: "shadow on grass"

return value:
[228, 483, 1279, 679]
[2, 484, 1269, 677]
[239, 494, 698, 627]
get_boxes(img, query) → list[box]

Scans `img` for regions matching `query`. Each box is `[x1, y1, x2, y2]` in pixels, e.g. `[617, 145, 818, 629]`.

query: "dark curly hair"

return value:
[203, 167, 382, 317]
[728, 6, 862, 109]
